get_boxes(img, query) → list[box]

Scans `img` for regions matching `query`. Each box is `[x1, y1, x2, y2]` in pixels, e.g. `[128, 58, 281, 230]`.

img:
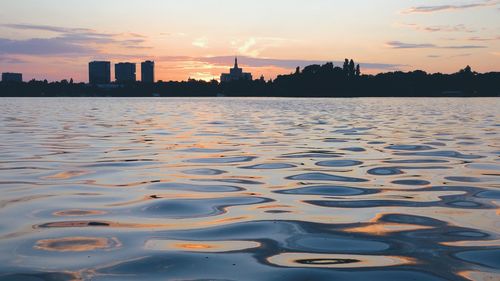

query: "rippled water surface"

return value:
[0, 98, 499, 281]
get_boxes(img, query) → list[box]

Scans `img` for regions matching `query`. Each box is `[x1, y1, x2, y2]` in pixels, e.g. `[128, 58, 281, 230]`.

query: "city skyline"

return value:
[88, 60, 155, 84]
[0, 0, 499, 82]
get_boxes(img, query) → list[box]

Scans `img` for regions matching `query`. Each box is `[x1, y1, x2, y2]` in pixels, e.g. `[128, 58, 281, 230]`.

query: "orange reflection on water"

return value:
[44, 171, 90, 180]
[209, 216, 249, 224]
[343, 213, 432, 235]
[344, 223, 432, 235]
[458, 270, 500, 281]
[145, 239, 261, 253]
[267, 253, 415, 268]
[257, 204, 292, 209]
[35, 237, 121, 252]
[440, 240, 500, 247]
[53, 209, 107, 217]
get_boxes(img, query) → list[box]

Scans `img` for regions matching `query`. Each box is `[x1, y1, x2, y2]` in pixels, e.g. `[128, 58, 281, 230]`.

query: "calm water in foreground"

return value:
[0, 98, 499, 281]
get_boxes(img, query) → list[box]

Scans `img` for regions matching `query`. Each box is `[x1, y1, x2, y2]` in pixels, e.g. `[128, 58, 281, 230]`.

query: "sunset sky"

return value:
[1, 0, 499, 82]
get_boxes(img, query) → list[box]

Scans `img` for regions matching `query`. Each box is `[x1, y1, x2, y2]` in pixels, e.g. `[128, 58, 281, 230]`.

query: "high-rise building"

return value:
[1, 72, 23, 82]
[141, 61, 155, 83]
[220, 57, 252, 82]
[88, 61, 111, 84]
[115, 63, 136, 83]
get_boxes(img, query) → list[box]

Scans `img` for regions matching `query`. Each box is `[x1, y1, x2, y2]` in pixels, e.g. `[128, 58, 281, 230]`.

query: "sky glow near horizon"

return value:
[0, 0, 499, 82]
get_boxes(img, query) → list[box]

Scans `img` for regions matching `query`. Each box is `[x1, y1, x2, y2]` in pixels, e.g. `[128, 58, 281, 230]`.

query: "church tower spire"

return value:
[221, 56, 252, 82]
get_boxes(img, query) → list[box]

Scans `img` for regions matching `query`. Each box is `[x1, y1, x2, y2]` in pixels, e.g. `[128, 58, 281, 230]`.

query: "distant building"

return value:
[2, 72, 23, 82]
[221, 57, 252, 82]
[115, 62, 136, 82]
[88, 61, 111, 84]
[141, 61, 155, 83]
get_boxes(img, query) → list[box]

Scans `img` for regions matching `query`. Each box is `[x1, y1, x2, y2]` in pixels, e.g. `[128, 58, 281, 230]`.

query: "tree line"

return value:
[1, 59, 498, 97]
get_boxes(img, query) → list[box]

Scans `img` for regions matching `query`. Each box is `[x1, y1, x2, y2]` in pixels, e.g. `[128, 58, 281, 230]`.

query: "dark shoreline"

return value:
[1, 95, 498, 98]
[2, 64, 499, 98]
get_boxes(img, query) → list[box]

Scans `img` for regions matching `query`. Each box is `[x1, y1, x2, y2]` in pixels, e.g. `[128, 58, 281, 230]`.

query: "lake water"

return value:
[0, 97, 499, 281]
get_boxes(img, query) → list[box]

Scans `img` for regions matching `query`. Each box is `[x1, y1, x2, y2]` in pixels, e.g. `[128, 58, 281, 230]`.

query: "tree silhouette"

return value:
[343, 59, 349, 77]
[349, 59, 355, 78]
[460, 65, 473, 75]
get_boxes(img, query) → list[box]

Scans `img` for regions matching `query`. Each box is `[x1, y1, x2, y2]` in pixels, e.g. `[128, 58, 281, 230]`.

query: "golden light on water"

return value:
[0, 98, 498, 279]
[144, 239, 261, 252]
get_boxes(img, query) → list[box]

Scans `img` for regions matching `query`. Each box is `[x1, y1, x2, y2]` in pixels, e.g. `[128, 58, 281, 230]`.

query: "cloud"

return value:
[386, 41, 436, 49]
[0, 38, 96, 55]
[0, 55, 27, 64]
[231, 37, 297, 57]
[237, 38, 258, 56]
[402, 0, 499, 14]
[126, 32, 147, 38]
[0, 23, 149, 56]
[1, 23, 89, 33]
[158, 55, 403, 71]
[157, 55, 194, 61]
[467, 36, 500, 41]
[386, 41, 486, 49]
[399, 23, 476, 33]
[445, 45, 488, 49]
[427, 53, 473, 59]
[192, 37, 208, 48]
[450, 53, 472, 57]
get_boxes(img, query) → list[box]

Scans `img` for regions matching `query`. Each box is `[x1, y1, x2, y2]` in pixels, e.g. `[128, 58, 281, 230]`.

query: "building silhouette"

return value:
[1, 72, 23, 82]
[115, 62, 136, 82]
[141, 61, 155, 83]
[221, 57, 252, 82]
[88, 61, 111, 84]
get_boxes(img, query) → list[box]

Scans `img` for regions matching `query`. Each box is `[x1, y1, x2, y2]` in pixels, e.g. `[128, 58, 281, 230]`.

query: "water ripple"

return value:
[286, 172, 368, 182]
[276, 185, 376, 196]
[0, 98, 498, 280]
[315, 160, 363, 167]
[185, 156, 257, 164]
[140, 197, 272, 219]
